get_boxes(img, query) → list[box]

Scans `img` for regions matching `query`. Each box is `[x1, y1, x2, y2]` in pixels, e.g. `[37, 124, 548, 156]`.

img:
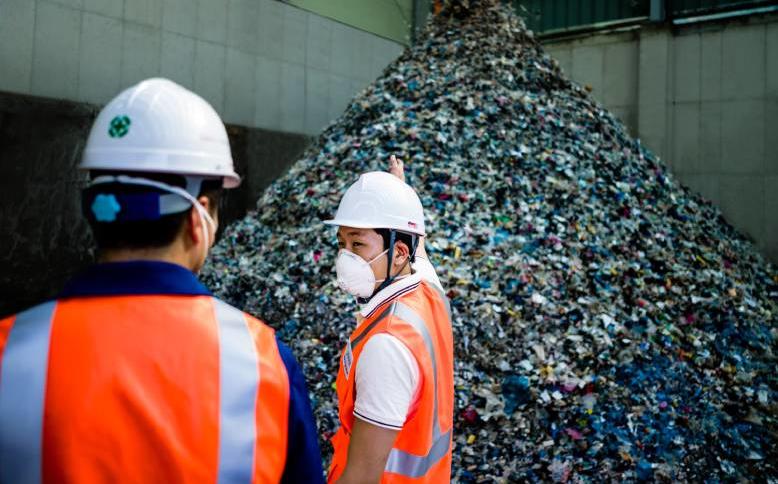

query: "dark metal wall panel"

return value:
[670, 0, 775, 17]
[512, 0, 774, 35]
[514, 0, 650, 35]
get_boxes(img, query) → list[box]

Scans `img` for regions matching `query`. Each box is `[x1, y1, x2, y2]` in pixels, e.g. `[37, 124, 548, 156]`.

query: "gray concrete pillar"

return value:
[637, 30, 670, 165]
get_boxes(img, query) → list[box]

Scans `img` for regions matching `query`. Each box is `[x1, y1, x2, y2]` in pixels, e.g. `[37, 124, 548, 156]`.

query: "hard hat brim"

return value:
[323, 218, 425, 237]
[222, 173, 241, 188]
[79, 161, 241, 189]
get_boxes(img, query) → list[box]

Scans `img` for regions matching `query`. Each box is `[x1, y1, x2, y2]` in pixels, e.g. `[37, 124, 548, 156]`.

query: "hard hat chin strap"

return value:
[370, 229, 397, 298]
[89, 175, 216, 261]
[353, 229, 421, 305]
[371, 229, 418, 297]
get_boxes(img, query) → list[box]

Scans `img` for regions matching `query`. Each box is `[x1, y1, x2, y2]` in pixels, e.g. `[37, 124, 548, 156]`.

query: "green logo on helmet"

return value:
[108, 115, 131, 138]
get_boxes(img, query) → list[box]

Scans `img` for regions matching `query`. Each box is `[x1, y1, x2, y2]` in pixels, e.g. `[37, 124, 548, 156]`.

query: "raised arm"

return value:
[388, 156, 441, 287]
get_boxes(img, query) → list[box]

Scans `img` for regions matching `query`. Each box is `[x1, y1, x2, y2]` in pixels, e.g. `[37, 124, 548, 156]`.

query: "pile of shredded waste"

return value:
[203, 1, 778, 480]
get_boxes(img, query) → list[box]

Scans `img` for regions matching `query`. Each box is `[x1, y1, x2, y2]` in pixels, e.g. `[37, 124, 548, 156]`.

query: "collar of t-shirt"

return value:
[358, 272, 422, 321]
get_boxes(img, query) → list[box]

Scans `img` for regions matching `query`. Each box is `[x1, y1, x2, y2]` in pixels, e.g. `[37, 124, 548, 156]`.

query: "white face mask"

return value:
[335, 248, 389, 298]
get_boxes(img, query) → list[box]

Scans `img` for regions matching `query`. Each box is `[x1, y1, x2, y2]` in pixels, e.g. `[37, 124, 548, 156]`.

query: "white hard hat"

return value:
[79, 78, 240, 188]
[324, 171, 426, 236]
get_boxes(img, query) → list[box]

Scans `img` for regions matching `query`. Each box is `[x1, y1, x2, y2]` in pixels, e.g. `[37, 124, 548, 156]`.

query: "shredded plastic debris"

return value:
[203, 1, 778, 480]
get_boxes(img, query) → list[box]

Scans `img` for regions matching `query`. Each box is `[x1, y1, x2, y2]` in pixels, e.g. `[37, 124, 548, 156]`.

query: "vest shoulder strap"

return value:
[0, 300, 57, 483]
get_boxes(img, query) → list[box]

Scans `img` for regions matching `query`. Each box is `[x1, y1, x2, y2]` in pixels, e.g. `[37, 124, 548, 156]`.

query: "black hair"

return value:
[375, 228, 418, 263]
[83, 170, 222, 250]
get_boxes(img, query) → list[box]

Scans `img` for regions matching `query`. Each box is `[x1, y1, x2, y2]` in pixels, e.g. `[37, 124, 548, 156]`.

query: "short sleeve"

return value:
[353, 334, 420, 430]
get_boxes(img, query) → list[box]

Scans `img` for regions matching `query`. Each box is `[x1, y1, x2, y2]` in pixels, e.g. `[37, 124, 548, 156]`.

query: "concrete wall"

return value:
[0, 0, 405, 136]
[545, 13, 778, 263]
[287, 0, 413, 45]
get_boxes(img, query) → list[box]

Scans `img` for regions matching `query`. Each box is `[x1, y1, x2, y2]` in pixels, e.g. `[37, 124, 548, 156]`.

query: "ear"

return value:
[186, 205, 202, 245]
[393, 240, 410, 267]
[197, 195, 213, 215]
[186, 197, 212, 243]
[191, 196, 218, 242]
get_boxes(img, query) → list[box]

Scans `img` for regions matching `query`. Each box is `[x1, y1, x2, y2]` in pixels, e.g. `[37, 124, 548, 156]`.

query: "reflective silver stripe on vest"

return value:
[213, 299, 260, 483]
[427, 283, 452, 321]
[384, 301, 451, 478]
[0, 301, 57, 484]
[385, 428, 452, 478]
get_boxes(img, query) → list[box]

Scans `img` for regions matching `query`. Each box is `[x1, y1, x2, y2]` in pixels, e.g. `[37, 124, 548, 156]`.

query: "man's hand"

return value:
[388, 155, 406, 183]
[387, 154, 431, 262]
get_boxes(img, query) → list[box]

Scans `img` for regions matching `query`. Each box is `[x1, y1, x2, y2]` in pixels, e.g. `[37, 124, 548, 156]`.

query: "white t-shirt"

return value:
[353, 257, 443, 430]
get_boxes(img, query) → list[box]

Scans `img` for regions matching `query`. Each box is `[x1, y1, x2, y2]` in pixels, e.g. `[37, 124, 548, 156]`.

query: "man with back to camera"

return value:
[325, 156, 454, 483]
[0, 78, 323, 483]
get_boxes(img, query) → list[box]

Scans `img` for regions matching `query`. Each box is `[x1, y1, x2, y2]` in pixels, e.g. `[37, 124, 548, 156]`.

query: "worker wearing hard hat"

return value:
[0, 78, 323, 483]
[325, 157, 454, 483]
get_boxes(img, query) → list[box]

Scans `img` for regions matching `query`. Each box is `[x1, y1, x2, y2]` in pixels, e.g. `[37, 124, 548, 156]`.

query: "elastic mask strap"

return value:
[372, 229, 397, 296]
[367, 248, 389, 265]
[89, 175, 216, 260]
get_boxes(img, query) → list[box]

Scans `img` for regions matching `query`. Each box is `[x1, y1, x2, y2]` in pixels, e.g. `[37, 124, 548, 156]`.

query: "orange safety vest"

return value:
[0, 295, 290, 483]
[328, 280, 454, 483]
